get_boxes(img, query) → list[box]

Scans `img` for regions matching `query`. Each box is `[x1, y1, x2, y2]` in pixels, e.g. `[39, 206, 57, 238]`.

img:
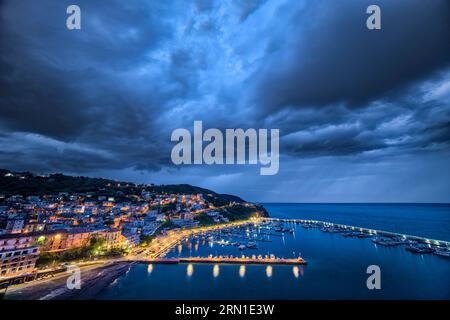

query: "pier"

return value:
[261, 217, 450, 247]
[136, 255, 307, 265]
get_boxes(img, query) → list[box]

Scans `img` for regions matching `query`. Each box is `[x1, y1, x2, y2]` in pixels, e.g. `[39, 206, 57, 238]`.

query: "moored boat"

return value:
[433, 248, 450, 258]
[246, 242, 258, 249]
[405, 244, 435, 254]
[372, 237, 404, 246]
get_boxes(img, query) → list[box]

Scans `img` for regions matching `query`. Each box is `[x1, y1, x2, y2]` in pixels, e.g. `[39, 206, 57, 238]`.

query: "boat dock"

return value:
[136, 256, 307, 265]
[261, 217, 450, 247]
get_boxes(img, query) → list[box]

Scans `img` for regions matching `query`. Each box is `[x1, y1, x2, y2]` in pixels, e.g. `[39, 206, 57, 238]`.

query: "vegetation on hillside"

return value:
[0, 169, 244, 204]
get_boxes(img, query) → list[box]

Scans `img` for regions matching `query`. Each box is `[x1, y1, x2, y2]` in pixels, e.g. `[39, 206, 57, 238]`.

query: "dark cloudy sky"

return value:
[1, 0, 449, 202]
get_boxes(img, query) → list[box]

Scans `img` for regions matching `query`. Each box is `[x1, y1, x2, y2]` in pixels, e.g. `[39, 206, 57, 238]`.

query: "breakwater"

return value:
[261, 217, 450, 247]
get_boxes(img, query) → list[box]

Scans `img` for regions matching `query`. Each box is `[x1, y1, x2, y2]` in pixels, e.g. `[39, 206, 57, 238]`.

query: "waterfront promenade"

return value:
[132, 219, 259, 259]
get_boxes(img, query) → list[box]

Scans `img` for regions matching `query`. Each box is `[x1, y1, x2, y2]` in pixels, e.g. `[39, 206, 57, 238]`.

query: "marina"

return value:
[260, 217, 450, 257]
[140, 256, 307, 265]
[98, 204, 450, 299]
[173, 217, 450, 260]
[5, 205, 449, 300]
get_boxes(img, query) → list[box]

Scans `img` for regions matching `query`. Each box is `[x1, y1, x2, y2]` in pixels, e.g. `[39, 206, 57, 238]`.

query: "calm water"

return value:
[98, 203, 450, 300]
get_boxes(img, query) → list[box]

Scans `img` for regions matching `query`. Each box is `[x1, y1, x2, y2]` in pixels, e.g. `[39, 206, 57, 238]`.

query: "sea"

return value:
[97, 203, 450, 300]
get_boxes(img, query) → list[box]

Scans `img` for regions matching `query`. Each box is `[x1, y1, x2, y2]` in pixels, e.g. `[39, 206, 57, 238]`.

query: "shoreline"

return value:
[5, 261, 133, 300]
[2, 219, 256, 299]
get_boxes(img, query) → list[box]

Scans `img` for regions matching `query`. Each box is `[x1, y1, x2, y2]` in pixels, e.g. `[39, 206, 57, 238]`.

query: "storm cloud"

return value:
[0, 0, 449, 201]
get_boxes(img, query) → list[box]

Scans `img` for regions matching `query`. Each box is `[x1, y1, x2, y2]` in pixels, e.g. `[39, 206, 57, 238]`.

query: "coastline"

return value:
[3, 219, 257, 300]
[5, 261, 133, 300]
[4, 216, 449, 300]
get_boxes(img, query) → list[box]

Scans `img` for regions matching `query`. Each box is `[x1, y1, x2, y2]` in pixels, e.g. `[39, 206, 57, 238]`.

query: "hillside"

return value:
[0, 169, 268, 217]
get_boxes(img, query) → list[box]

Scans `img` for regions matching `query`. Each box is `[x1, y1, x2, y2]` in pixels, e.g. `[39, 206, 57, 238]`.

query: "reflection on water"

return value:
[213, 264, 219, 278]
[239, 265, 246, 278]
[292, 266, 299, 278]
[178, 244, 182, 255]
[195, 242, 199, 252]
[266, 265, 272, 278]
[147, 264, 153, 275]
[187, 264, 194, 277]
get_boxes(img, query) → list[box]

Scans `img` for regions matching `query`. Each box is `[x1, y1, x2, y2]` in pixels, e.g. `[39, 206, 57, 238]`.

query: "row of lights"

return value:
[146, 264, 302, 279]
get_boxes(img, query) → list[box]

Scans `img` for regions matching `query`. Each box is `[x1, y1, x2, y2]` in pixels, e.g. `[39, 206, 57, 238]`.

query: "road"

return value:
[5, 261, 132, 300]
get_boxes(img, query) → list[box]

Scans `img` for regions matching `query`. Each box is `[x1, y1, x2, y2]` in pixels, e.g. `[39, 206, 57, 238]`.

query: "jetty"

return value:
[261, 217, 450, 247]
[135, 255, 307, 265]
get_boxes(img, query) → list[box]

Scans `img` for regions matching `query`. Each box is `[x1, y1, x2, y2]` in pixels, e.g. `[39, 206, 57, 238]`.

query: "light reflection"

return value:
[194, 242, 199, 252]
[239, 265, 246, 278]
[187, 264, 194, 277]
[213, 264, 220, 278]
[177, 244, 182, 255]
[292, 266, 299, 278]
[147, 264, 153, 275]
[266, 265, 273, 278]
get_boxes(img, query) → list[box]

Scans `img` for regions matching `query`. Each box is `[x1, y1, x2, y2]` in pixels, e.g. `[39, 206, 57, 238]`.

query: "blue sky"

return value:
[0, 0, 449, 202]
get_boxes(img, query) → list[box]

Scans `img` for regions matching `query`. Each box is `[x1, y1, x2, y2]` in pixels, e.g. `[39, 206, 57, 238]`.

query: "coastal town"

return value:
[1, 169, 448, 300]
[0, 169, 267, 283]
